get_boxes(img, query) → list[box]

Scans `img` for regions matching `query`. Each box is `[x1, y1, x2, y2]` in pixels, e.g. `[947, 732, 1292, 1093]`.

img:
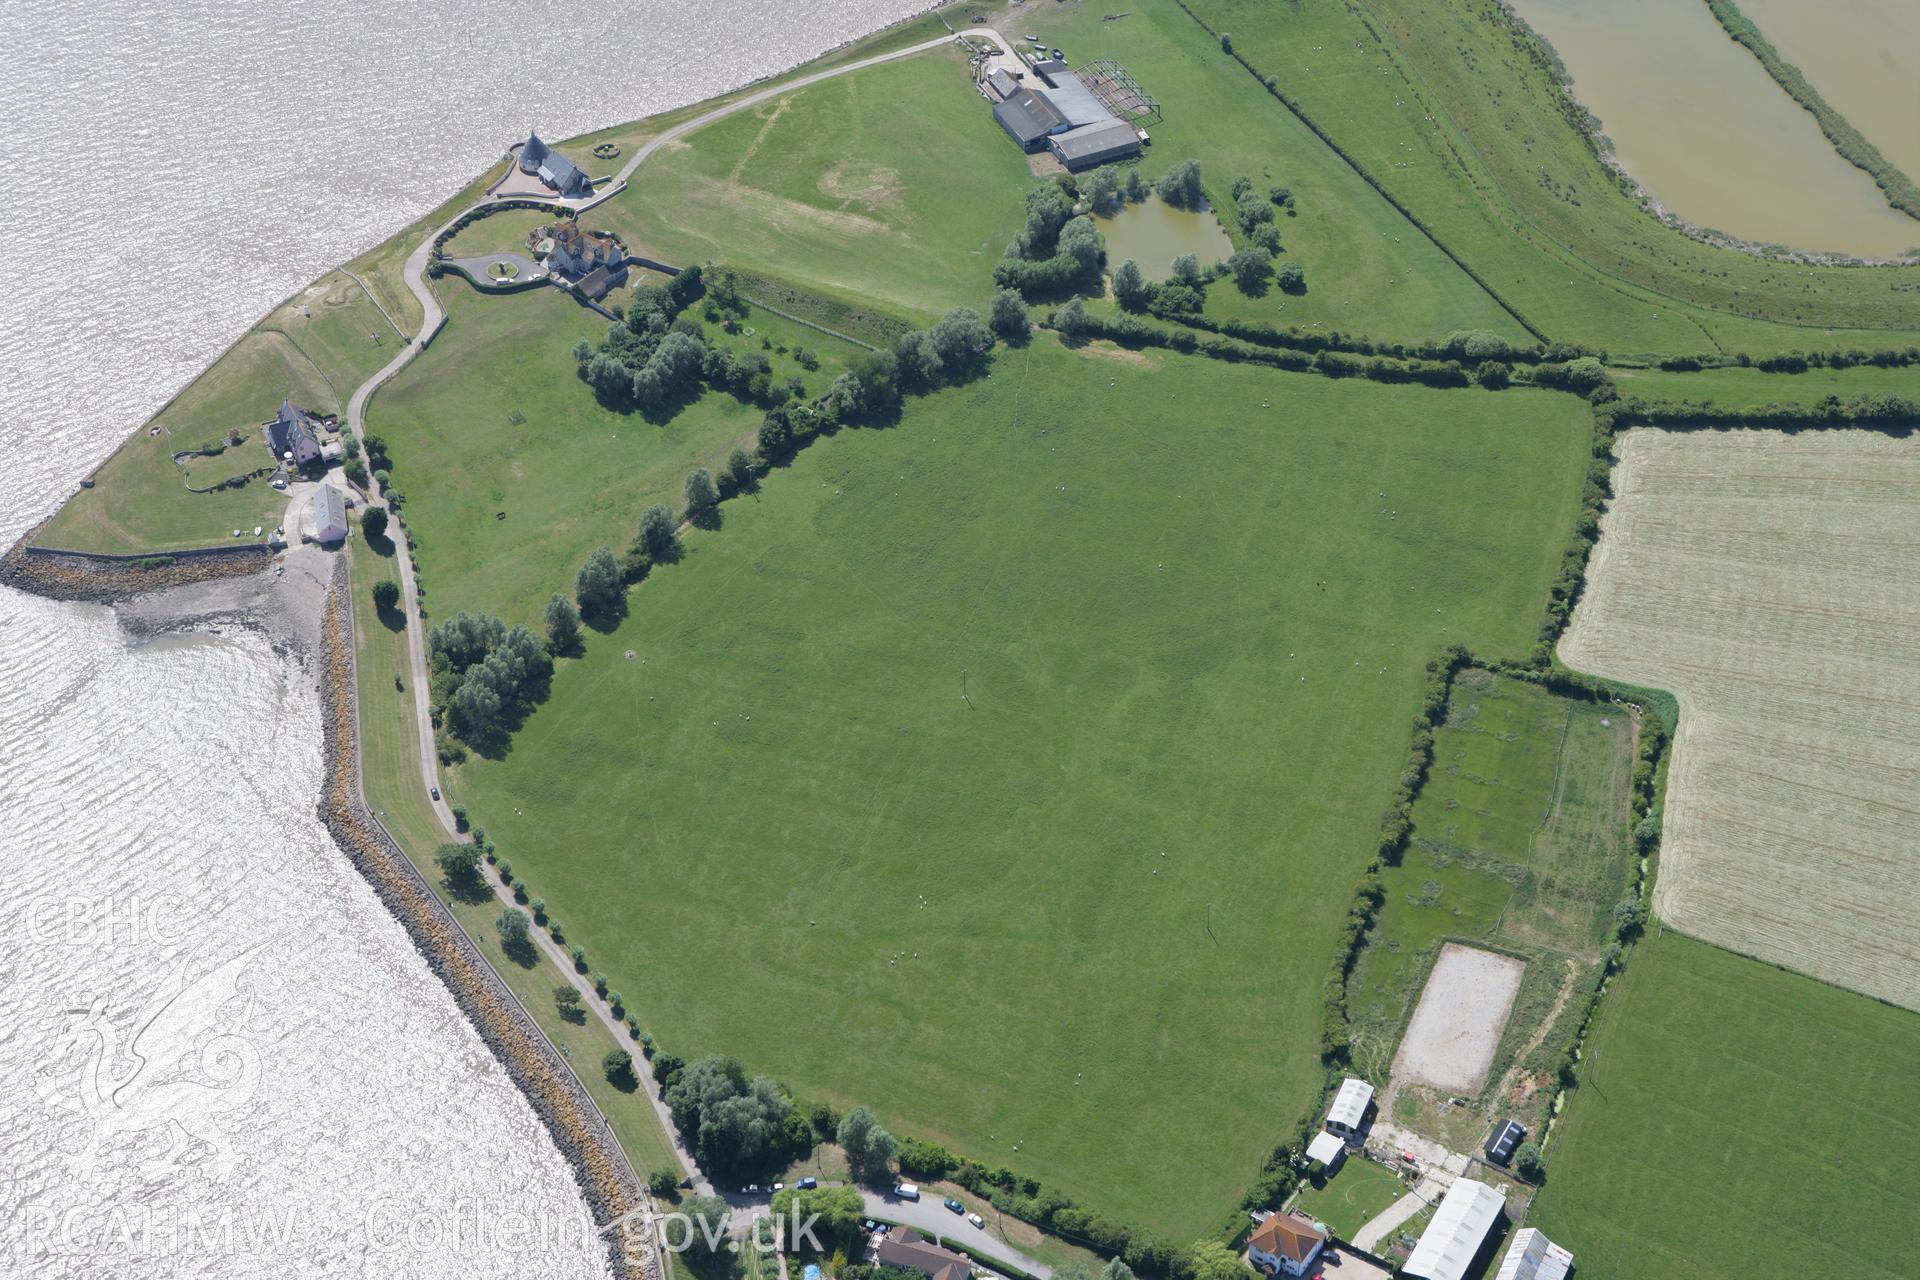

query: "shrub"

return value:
[988, 287, 1030, 340]
[1514, 1141, 1546, 1183]
[433, 842, 480, 883]
[649, 1168, 679, 1197]
[1277, 262, 1306, 294]
[496, 908, 531, 949]
[570, 945, 588, 972]
[1155, 159, 1204, 209]
[604, 1049, 637, 1087]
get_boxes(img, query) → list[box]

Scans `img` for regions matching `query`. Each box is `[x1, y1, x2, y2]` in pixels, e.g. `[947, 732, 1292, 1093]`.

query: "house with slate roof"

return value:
[536, 222, 628, 300]
[266, 399, 323, 468]
[518, 131, 595, 200]
[873, 1227, 971, 1280]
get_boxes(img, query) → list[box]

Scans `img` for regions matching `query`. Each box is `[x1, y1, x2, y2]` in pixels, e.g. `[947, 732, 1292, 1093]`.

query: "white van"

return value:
[893, 1183, 920, 1201]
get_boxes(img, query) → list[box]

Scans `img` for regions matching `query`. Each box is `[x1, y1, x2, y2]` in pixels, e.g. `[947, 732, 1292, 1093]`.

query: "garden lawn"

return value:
[444, 338, 1591, 1235]
[1183, 0, 1920, 354]
[442, 207, 568, 261]
[1293, 1157, 1409, 1242]
[368, 281, 863, 625]
[36, 272, 396, 553]
[1530, 930, 1920, 1280]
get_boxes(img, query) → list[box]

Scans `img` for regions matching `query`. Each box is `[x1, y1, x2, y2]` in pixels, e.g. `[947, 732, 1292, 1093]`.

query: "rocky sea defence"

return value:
[312, 557, 661, 1280]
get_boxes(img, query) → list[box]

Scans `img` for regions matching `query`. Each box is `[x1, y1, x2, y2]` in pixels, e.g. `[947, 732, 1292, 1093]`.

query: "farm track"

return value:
[1560, 427, 1920, 1010]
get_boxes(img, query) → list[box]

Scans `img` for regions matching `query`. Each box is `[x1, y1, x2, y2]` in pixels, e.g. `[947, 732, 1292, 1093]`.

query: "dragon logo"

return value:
[47, 946, 265, 1180]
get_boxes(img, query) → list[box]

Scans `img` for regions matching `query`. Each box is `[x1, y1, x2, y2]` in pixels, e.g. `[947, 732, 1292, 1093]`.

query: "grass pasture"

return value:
[590, 46, 1034, 322]
[368, 282, 864, 625]
[1560, 426, 1920, 1010]
[1613, 360, 1920, 404]
[1014, 3, 1529, 346]
[1530, 930, 1920, 1280]
[1183, 0, 1920, 354]
[440, 339, 1591, 1234]
[348, 529, 686, 1188]
[1346, 670, 1633, 1135]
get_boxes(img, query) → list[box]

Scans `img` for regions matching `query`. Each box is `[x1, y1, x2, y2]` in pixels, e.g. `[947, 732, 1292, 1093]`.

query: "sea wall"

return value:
[313, 559, 659, 1280]
[0, 516, 275, 604]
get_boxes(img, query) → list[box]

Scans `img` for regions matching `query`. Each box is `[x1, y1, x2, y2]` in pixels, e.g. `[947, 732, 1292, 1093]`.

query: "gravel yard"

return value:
[1391, 944, 1526, 1095]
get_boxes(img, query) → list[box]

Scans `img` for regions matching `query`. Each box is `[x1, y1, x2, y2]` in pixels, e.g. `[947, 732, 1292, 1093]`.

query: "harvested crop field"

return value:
[1392, 943, 1526, 1094]
[1560, 427, 1920, 1009]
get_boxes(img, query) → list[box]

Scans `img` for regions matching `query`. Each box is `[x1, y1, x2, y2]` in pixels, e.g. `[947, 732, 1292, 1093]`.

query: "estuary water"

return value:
[0, 0, 921, 1274]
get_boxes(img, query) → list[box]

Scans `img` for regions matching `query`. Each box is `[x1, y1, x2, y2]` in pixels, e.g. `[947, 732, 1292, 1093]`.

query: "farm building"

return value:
[1401, 1178, 1507, 1280]
[993, 87, 1069, 150]
[1484, 1118, 1526, 1166]
[310, 484, 348, 544]
[516, 131, 594, 200]
[267, 399, 323, 467]
[1324, 1076, 1374, 1139]
[986, 57, 1142, 168]
[873, 1227, 971, 1280]
[1304, 1130, 1346, 1173]
[1245, 1212, 1326, 1278]
[1493, 1228, 1573, 1280]
[1049, 119, 1143, 171]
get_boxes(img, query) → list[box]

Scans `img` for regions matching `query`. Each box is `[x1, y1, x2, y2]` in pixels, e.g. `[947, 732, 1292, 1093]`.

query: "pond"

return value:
[1095, 195, 1234, 280]
[1507, 0, 1920, 257]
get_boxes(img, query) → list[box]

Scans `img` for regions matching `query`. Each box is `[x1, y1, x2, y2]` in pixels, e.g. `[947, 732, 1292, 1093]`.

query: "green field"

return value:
[1530, 931, 1920, 1280]
[38, 272, 398, 552]
[1014, 4, 1528, 346]
[1346, 670, 1632, 1136]
[347, 530, 687, 1191]
[369, 281, 864, 624]
[1614, 360, 1920, 403]
[1293, 1156, 1409, 1241]
[440, 338, 1590, 1234]
[1184, 0, 1920, 354]
[590, 46, 1033, 323]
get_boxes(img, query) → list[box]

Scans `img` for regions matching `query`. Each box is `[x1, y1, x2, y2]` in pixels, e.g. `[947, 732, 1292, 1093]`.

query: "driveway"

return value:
[724, 1186, 1050, 1280]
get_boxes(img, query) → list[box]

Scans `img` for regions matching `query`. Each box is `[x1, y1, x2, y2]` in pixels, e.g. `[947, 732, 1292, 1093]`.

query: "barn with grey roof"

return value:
[985, 56, 1141, 169]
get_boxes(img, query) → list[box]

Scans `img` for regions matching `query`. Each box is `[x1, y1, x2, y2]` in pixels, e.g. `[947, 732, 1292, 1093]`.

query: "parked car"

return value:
[943, 1198, 964, 1215]
[797, 1177, 818, 1190]
[967, 1213, 985, 1229]
[894, 1183, 920, 1201]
